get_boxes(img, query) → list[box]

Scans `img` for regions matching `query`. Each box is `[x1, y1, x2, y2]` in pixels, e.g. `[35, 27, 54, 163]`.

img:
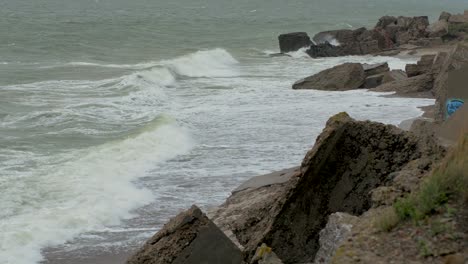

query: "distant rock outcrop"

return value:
[126, 205, 243, 264]
[277, 14, 458, 58]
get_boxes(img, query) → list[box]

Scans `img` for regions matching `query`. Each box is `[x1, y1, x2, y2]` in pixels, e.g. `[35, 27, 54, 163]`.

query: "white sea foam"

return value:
[163, 48, 240, 78]
[0, 120, 193, 264]
[44, 61, 159, 70]
[286, 47, 312, 59]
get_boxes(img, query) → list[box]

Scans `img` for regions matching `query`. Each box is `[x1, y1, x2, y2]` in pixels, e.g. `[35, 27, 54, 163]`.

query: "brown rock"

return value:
[260, 113, 438, 263]
[293, 63, 366, 90]
[210, 112, 443, 264]
[127, 205, 243, 264]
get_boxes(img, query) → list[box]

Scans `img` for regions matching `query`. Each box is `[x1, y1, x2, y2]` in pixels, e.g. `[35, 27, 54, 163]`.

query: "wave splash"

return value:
[0, 48, 239, 264]
[0, 117, 193, 264]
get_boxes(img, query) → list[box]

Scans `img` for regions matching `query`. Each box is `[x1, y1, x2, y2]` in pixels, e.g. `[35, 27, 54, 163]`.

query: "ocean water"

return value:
[1, 0, 467, 263]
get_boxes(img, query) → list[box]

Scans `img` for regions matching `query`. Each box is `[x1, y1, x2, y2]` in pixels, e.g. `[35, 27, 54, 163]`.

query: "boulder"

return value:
[127, 205, 243, 264]
[363, 62, 390, 76]
[278, 32, 312, 53]
[439, 11, 452, 22]
[405, 54, 436, 77]
[259, 112, 439, 263]
[427, 20, 449, 37]
[371, 74, 434, 96]
[292, 63, 365, 90]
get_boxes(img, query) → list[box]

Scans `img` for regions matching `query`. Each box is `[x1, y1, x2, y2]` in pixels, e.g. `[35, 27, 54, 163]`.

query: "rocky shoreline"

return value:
[124, 10, 468, 264]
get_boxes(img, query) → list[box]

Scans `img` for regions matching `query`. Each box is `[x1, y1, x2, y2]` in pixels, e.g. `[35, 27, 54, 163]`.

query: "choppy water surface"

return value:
[1, 0, 467, 263]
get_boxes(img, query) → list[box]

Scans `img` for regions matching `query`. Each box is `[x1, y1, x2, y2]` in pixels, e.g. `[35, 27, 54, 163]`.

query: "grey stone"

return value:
[127, 205, 243, 264]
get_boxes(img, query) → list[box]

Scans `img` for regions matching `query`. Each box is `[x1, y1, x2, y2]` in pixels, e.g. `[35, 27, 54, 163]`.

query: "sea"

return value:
[1, 0, 467, 263]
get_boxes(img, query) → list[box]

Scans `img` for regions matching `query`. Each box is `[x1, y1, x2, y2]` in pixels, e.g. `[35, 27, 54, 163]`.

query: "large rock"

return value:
[259, 113, 439, 263]
[371, 74, 434, 96]
[405, 54, 436, 77]
[278, 32, 312, 53]
[292, 63, 365, 90]
[127, 205, 243, 264]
